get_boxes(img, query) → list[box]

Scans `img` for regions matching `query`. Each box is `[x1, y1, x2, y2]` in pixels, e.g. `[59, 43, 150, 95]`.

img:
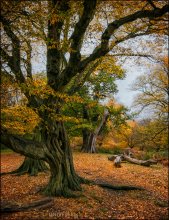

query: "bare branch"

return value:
[147, 0, 158, 9]
[68, 0, 97, 66]
[0, 15, 25, 83]
[57, 0, 97, 90]
[78, 4, 169, 73]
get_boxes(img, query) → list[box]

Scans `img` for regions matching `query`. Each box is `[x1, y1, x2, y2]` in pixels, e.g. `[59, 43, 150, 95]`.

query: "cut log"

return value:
[1, 198, 54, 213]
[123, 155, 157, 167]
[114, 156, 122, 168]
[108, 155, 120, 161]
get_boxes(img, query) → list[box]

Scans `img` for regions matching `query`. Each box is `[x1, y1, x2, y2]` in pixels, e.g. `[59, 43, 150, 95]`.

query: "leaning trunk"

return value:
[81, 130, 97, 153]
[81, 108, 109, 153]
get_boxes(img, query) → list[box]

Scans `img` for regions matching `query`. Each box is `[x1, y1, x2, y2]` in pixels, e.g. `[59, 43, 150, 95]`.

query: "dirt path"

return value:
[1, 152, 168, 219]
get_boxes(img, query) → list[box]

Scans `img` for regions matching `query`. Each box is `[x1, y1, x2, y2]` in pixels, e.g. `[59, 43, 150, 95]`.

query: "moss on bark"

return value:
[10, 157, 49, 176]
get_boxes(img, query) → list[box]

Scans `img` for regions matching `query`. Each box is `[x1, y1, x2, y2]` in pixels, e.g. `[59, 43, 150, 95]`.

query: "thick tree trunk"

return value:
[81, 105, 96, 153]
[41, 121, 84, 197]
[1, 121, 86, 197]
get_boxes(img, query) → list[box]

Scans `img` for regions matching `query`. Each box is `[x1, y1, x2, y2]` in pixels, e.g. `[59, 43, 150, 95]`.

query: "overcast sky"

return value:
[31, 35, 168, 113]
[115, 63, 148, 108]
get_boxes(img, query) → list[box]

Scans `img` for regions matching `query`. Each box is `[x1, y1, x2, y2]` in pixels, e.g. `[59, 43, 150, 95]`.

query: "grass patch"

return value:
[97, 148, 113, 154]
[138, 150, 168, 161]
[1, 148, 14, 154]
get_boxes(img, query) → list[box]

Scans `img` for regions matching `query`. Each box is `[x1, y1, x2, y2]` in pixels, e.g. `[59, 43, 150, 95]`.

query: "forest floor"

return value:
[1, 152, 168, 220]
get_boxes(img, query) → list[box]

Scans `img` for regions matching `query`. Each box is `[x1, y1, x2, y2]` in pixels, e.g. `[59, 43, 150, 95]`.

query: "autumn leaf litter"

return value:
[1, 152, 168, 219]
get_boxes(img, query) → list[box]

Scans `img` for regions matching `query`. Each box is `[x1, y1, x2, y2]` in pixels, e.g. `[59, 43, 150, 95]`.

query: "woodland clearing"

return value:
[1, 151, 168, 220]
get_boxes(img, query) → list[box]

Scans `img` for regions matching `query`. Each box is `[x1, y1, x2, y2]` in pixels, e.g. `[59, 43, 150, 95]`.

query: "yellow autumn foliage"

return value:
[1, 105, 40, 135]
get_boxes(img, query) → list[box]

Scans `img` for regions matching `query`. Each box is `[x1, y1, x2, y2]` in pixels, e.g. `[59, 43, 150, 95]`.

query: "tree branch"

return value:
[147, 0, 158, 9]
[1, 15, 25, 84]
[68, 0, 97, 66]
[68, 60, 100, 95]
[78, 4, 169, 73]
[1, 131, 47, 161]
[25, 40, 32, 79]
[57, 0, 97, 90]
[46, 0, 70, 88]
[0, 47, 14, 70]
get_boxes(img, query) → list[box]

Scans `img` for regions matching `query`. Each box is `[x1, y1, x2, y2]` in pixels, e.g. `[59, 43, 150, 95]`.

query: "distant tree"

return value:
[135, 119, 168, 151]
[112, 120, 140, 148]
[63, 63, 125, 153]
[132, 57, 168, 121]
[131, 57, 168, 150]
[79, 66, 124, 153]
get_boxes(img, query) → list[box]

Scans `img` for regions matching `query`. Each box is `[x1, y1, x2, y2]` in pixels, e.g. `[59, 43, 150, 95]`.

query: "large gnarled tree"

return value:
[1, 0, 168, 196]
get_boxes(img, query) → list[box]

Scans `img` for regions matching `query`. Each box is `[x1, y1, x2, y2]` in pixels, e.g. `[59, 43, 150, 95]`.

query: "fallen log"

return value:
[108, 155, 157, 167]
[1, 197, 54, 213]
[123, 155, 157, 167]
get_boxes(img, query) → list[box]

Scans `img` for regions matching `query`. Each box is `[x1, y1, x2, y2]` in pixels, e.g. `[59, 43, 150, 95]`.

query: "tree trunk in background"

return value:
[81, 108, 109, 153]
[81, 129, 92, 152]
[81, 130, 97, 153]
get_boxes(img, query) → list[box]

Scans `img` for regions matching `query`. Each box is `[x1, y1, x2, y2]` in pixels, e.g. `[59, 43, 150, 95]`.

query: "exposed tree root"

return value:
[1, 157, 49, 176]
[80, 178, 145, 191]
[95, 182, 144, 190]
[1, 198, 54, 213]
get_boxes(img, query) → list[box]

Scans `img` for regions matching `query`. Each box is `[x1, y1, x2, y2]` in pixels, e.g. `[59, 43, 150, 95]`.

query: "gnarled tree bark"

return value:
[1, 128, 49, 176]
[1, 0, 168, 197]
[9, 157, 49, 176]
[1, 122, 87, 197]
